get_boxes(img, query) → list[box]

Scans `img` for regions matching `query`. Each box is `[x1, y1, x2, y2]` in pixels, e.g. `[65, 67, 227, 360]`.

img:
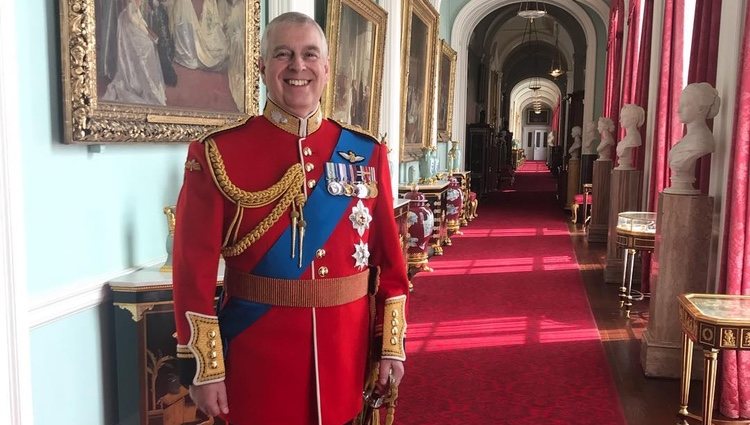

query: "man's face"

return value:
[260, 22, 330, 117]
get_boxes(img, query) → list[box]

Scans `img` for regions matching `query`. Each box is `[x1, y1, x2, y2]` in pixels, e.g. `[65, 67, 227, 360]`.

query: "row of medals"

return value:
[325, 162, 378, 199]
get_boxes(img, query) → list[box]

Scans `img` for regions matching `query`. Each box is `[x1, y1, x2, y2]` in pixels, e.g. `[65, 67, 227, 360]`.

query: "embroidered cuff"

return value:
[381, 295, 407, 361]
[185, 311, 226, 385]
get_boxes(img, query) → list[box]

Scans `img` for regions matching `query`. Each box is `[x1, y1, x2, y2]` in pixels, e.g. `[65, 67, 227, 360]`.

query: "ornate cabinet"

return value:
[466, 125, 499, 196]
[109, 266, 225, 425]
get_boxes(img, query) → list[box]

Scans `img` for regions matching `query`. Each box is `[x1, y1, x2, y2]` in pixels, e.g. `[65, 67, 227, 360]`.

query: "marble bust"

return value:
[583, 121, 598, 155]
[615, 104, 645, 170]
[569, 126, 582, 159]
[665, 82, 721, 194]
[596, 117, 615, 161]
[547, 132, 556, 146]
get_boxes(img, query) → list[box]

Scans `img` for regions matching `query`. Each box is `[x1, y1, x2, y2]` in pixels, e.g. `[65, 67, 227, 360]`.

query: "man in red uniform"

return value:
[172, 12, 409, 425]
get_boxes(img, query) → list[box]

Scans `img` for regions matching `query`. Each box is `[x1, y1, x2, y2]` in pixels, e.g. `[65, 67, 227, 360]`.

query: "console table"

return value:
[109, 265, 225, 425]
[678, 293, 750, 425]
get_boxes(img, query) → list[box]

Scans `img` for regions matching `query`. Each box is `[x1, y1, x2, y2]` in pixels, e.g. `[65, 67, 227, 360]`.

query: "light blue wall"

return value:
[14, 1, 271, 423]
[30, 306, 117, 425]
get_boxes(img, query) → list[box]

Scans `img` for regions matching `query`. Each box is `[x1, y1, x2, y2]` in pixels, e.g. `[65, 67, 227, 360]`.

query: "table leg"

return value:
[701, 348, 719, 425]
[619, 248, 629, 308]
[678, 333, 693, 419]
[624, 249, 636, 318]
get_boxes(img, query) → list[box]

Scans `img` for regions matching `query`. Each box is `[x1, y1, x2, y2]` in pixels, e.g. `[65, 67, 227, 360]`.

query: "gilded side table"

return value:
[393, 198, 413, 291]
[109, 265, 225, 425]
[678, 294, 750, 425]
[399, 181, 449, 255]
[615, 212, 656, 318]
[452, 171, 471, 226]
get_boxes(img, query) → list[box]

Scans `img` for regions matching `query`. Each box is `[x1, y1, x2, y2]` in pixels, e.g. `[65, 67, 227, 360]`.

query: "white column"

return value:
[379, 0, 403, 194]
[0, 1, 32, 424]
[707, 2, 746, 292]
[641, 0, 666, 209]
[267, 0, 315, 20]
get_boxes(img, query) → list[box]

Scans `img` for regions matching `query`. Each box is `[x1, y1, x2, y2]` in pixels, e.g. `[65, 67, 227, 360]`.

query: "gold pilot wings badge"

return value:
[338, 150, 365, 164]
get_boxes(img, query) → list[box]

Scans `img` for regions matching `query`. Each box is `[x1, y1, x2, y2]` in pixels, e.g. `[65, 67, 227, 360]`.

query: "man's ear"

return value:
[258, 57, 266, 83]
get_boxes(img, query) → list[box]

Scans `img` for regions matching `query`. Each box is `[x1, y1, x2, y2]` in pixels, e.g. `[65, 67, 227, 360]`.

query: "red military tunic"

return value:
[172, 100, 409, 425]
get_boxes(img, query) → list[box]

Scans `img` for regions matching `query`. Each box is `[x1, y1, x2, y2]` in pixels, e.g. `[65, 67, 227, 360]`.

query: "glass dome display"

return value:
[616, 211, 657, 236]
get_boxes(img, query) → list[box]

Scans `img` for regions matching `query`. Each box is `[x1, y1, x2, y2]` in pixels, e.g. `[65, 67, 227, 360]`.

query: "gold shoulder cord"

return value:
[205, 139, 306, 257]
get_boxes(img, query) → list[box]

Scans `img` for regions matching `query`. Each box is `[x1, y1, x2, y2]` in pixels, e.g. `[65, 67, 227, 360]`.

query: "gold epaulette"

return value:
[330, 119, 381, 144]
[198, 115, 254, 143]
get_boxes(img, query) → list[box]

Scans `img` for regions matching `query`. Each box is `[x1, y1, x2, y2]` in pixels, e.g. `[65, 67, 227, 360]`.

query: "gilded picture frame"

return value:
[400, 0, 439, 161]
[59, 0, 261, 144]
[323, 0, 387, 136]
[488, 70, 499, 127]
[436, 39, 456, 141]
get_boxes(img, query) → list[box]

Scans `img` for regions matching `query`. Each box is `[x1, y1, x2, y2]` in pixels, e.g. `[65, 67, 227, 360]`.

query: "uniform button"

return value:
[318, 266, 329, 277]
[307, 179, 316, 189]
[208, 330, 216, 338]
[303, 147, 313, 156]
[210, 351, 217, 358]
[305, 163, 315, 172]
[316, 249, 326, 258]
[210, 361, 219, 369]
[390, 337, 398, 345]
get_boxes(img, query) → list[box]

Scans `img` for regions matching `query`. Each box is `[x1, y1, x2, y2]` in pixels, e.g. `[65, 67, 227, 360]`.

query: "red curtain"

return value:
[647, 0, 685, 211]
[619, 0, 654, 171]
[551, 99, 560, 141]
[602, 0, 625, 153]
[719, 4, 750, 419]
[687, 0, 723, 194]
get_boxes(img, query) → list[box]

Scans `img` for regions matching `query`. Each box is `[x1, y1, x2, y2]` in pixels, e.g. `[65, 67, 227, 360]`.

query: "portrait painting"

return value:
[323, 0, 387, 136]
[60, 0, 261, 143]
[436, 39, 456, 141]
[400, 0, 438, 161]
[527, 109, 550, 125]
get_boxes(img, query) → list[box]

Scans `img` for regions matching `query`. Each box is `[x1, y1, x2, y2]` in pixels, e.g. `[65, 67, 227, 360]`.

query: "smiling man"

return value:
[171, 12, 409, 425]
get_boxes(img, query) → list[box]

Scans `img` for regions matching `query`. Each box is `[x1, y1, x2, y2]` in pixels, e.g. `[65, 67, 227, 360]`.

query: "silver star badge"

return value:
[352, 240, 370, 270]
[349, 200, 372, 237]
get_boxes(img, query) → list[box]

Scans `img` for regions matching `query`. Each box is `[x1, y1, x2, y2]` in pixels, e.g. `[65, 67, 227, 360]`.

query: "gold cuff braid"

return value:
[381, 295, 407, 361]
[185, 312, 226, 385]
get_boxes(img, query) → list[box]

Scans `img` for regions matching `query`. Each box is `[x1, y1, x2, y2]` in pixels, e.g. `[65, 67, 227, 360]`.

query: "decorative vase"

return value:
[160, 206, 176, 273]
[445, 177, 464, 238]
[430, 147, 440, 176]
[449, 141, 462, 173]
[418, 147, 432, 181]
[403, 189, 434, 272]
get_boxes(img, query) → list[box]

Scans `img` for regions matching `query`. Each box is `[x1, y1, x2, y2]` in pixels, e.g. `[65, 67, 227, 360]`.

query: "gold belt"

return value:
[223, 267, 368, 307]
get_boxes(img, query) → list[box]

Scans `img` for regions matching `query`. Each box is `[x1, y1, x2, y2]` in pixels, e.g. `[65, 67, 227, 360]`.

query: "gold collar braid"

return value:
[205, 139, 306, 257]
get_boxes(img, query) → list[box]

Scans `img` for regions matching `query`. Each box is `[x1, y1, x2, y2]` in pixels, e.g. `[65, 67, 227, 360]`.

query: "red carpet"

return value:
[397, 161, 626, 425]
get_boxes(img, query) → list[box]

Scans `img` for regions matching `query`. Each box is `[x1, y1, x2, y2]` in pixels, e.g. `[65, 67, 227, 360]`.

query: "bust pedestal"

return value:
[566, 158, 581, 209]
[605, 169, 642, 283]
[587, 159, 613, 243]
[641, 193, 713, 378]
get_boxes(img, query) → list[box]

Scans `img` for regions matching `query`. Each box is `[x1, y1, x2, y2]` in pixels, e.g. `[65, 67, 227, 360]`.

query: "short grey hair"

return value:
[261, 12, 329, 60]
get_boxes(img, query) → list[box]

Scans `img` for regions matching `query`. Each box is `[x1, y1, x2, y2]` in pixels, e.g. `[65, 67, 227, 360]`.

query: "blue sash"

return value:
[252, 129, 376, 279]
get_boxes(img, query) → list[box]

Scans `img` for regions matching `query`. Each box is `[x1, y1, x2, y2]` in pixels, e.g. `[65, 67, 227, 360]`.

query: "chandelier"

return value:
[517, 1, 547, 20]
[548, 27, 566, 78]
[520, 13, 543, 92]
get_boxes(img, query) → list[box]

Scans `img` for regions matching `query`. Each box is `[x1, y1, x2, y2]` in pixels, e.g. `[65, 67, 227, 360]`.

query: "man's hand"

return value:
[189, 382, 229, 417]
[376, 359, 405, 395]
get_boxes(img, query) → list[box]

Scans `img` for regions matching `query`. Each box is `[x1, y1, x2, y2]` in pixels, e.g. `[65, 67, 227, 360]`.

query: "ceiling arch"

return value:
[451, 0, 600, 145]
